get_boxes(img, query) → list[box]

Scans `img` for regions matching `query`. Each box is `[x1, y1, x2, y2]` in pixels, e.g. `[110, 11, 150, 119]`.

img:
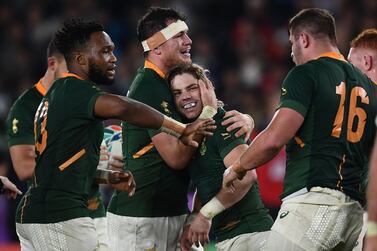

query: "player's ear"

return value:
[47, 57, 56, 70]
[300, 32, 310, 48]
[75, 52, 87, 65]
[153, 46, 162, 55]
[364, 54, 373, 71]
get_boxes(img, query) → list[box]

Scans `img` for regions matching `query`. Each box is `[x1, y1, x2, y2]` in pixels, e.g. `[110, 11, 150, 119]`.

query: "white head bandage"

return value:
[141, 20, 188, 52]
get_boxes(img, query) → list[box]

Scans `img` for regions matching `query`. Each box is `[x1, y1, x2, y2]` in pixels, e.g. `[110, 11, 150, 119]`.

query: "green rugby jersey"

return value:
[7, 80, 45, 148]
[16, 74, 105, 223]
[108, 61, 190, 217]
[277, 53, 377, 205]
[189, 108, 273, 242]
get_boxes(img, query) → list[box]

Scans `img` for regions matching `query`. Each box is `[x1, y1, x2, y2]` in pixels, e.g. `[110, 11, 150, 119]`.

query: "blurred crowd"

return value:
[0, 0, 375, 244]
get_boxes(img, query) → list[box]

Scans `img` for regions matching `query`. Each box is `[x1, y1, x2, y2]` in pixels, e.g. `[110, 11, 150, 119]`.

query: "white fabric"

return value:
[216, 232, 270, 251]
[142, 20, 188, 51]
[16, 217, 98, 251]
[107, 212, 203, 251]
[266, 187, 364, 251]
[93, 217, 109, 251]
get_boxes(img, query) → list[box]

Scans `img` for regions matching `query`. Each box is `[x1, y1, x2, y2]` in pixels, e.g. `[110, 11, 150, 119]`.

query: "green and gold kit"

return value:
[16, 74, 105, 223]
[278, 53, 377, 205]
[7, 80, 45, 148]
[108, 62, 190, 217]
[189, 108, 273, 242]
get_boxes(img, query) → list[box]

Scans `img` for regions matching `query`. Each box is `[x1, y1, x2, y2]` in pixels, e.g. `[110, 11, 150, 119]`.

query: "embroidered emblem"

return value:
[199, 138, 207, 156]
[87, 197, 100, 211]
[161, 101, 171, 115]
[221, 132, 231, 140]
[282, 87, 287, 95]
[12, 118, 19, 134]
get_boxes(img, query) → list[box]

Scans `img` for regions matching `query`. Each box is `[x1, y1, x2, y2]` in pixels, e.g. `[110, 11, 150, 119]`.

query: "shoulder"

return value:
[9, 87, 41, 112]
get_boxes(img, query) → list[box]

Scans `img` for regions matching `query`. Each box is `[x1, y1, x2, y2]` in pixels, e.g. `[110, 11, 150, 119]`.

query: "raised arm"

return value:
[223, 107, 303, 188]
[94, 94, 215, 148]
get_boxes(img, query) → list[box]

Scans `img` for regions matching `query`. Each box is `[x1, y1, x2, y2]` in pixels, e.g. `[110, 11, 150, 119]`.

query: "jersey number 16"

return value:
[332, 81, 369, 143]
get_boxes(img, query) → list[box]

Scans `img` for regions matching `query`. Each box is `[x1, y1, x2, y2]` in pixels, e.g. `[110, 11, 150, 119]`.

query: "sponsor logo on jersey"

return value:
[12, 118, 19, 134]
[279, 210, 289, 219]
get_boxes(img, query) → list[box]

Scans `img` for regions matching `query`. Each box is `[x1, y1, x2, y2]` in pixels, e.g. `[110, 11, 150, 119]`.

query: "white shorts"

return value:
[266, 187, 364, 251]
[107, 212, 203, 251]
[352, 211, 367, 251]
[216, 232, 270, 251]
[93, 217, 109, 251]
[16, 217, 98, 251]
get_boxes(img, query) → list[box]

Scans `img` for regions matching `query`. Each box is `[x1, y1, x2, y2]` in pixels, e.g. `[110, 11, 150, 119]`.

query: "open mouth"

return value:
[180, 48, 191, 57]
[182, 102, 197, 109]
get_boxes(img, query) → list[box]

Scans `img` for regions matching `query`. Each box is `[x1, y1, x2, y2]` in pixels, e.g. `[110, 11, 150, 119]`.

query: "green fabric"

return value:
[7, 86, 42, 147]
[277, 57, 377, 206]
[108, 67, 190, 217]
[16, 76, 105, 223]
[189, 108, 273, 242]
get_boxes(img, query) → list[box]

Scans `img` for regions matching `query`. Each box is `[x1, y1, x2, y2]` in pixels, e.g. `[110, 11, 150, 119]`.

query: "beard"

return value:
[88, 61, 114, 86]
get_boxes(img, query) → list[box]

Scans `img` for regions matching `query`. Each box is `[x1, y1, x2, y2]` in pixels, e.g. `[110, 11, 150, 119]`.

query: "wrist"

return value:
[185, 213, 198, 225]
[160, 115, 186, 138]
[199, 106, 217, 119]
[232, 161, 247, 175]
[367, 221, 377, 237]
[199, 196, 225, 219]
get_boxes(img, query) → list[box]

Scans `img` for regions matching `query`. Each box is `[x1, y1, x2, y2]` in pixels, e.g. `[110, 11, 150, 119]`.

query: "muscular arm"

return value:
[217, 144, 257, 207]
[94, 94, 164, 129]
[240, 108, 304, 171]
[9, 144, 35, 181]
[152, 133, 198, 170]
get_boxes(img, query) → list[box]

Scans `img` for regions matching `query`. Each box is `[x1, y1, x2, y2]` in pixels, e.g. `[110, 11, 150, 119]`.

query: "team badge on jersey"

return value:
[221, 132, 231, 140]
[282, 87, 287, 95]
[12, 118, 19, 134]
[161, 101, 171, 115]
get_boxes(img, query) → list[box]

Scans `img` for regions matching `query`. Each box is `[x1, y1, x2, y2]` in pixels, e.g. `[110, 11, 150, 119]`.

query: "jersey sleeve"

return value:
[128, 72, 181, 138]
[214, 115, 247, 159]
[6, 100, 35, 147]
[67, 80, 105, 119]
[277, 64, 316, 117]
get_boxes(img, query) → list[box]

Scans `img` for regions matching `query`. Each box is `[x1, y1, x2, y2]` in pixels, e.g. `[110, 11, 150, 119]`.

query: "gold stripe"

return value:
[294, 136, 305, 148]
[59, 149, 86, 171]
[35, 79, 46, 96]
[336, 154, 346, 191]
[219, 220, 241, 231]
[317, 52, 346, 62]
[144, 60, 165, 78]
[62, 72, 84, 80]
[20, 194, 29, 224]
[133, 143, 154, 159]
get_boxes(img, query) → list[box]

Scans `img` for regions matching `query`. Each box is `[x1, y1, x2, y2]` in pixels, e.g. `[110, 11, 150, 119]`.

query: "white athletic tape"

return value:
[200, 196, 225, 219]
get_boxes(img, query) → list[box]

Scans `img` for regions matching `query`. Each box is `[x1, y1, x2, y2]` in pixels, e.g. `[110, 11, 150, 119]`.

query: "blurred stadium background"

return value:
[0, 0, 375, 250]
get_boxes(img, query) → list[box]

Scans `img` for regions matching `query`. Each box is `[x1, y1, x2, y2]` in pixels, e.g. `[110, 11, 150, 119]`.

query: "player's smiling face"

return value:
[87, 31, 117, 85]
[171, 73, 203, 121]
[159, 20, 192, 69]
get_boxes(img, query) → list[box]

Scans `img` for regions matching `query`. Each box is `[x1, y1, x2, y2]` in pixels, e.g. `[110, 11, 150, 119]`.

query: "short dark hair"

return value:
[137, 7, 186, 43]
[54, 19, 104, 63]
[289, 8, 337, 45]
